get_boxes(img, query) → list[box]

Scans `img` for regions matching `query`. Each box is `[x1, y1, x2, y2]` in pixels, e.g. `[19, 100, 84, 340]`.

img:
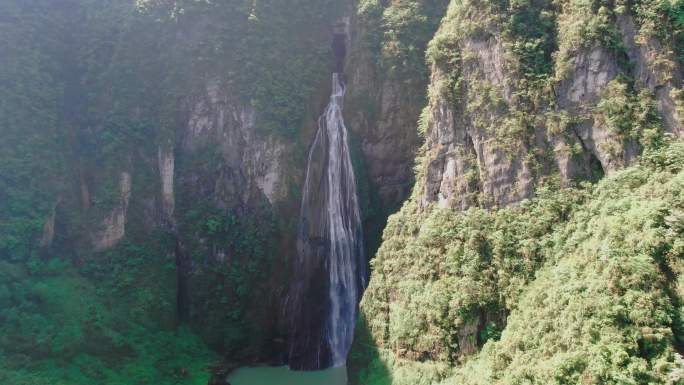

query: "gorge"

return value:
[1, 0, 684, 385]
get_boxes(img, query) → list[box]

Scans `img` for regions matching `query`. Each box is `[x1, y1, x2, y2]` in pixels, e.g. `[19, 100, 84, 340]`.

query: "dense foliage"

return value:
[140, 0, 345, 136]
[358, 0, 450, 81]
[0, 0, 338, 383]
[179, 205, 279, 355]
[352, 139, 684, 384]
[0, 241, 217, 385]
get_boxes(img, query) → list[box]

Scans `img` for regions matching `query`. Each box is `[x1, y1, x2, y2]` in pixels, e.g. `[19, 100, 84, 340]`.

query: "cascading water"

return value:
[287, 73, 366, 370]
[319, 73, 365, 367]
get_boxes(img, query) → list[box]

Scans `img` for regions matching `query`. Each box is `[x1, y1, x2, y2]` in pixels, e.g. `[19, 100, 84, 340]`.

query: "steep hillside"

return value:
[0, 0, 407, 382]
[350, 0, 684, 384]
[351, 139, 684, 384]
[3, 0, 684, 383]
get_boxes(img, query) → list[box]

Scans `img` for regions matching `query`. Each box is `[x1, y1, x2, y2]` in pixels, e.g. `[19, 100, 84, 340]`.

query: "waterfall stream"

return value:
[288, 73, 365, 369]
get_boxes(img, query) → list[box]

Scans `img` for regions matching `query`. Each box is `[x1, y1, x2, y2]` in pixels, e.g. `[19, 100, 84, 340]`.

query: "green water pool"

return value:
[227, 365, 347, 385]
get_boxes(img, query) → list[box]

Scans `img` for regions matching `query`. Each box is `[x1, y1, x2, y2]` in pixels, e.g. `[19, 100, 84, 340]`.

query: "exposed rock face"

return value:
[173, 78, 295, 355]
[347, 75, 424, 209]
[40, 205, 57, 248]
[418, 12, 684, 212]
[181, 79, 287, 208]
[346, 28, 428, 212]
[92, 172, 132, 251]
[351, 5, 684, 378]
[618, 14, 684, 137]
[420, 35, 537, 210]
[158, 147, 175, 220]
[558, 48, 618, 106]
[555, 47, 638, 176]
[457, 317, 480, 357]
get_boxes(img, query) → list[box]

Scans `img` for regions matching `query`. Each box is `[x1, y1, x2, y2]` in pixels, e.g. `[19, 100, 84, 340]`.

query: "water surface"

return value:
[228, 365, 347, 385]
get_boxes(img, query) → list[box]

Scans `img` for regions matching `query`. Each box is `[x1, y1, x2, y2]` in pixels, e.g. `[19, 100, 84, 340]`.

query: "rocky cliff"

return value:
[0, 0, 429, 379]
[3, 0, 684, 383]
[350, 0, 684, 384]
[417, 0, 683, 212]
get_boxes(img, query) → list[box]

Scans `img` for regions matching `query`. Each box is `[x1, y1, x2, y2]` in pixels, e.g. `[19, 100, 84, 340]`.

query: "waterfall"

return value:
[317, 73, 365, 367]
[288, 73, 366, 370]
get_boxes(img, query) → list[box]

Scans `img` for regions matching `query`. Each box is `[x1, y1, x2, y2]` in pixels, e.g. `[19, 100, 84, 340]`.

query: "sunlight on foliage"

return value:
[354, 139, 684, 384]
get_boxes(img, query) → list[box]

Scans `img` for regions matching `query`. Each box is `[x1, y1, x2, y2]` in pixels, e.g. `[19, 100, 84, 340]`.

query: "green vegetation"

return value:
[446, 139, 684, 384]
[0, 0, 314, 382]
[178, 205, 279, 354]
[0, 246, 217, 385]
[352, 138, 684, 384]
[0, 199, 282, 385]
[358, 0, 450, 81]
[593, 77, 663, 158]
[504, 0, 557, 79]
[629, 0, 684, 62]
[140, 0, 345, 137]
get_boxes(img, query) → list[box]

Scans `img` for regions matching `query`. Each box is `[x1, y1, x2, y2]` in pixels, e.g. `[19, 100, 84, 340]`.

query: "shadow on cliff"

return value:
[347, 314, 391, 385]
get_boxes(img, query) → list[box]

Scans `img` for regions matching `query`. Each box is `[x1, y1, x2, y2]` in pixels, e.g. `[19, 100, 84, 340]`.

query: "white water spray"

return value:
[298, 73, 365, 367]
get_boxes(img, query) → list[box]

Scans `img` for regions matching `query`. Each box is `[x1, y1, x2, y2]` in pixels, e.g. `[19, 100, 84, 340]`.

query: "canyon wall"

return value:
[0, 0, 429, 373]
[349, 1, 684, 384]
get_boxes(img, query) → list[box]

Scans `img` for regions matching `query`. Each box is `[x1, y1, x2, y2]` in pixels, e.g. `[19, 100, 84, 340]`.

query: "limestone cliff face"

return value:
[346, 53, 425, 210]
[92, 172, 132, 251]
[421, 35, 536, 210]
[158, 147, 175, 220]
[178, 79, 288, 215]
[618, 14, 684, 137]
[418, 7, 684, 213]
[346, 0, 450, 213]
[173, 78, 296, 355]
